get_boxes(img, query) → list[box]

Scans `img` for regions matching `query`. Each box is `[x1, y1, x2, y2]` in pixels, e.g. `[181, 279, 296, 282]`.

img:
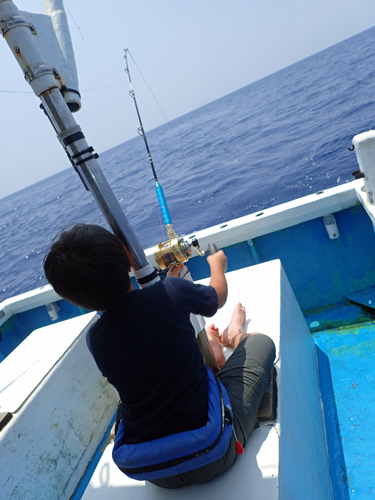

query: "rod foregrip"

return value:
[155, 181, 172, 226]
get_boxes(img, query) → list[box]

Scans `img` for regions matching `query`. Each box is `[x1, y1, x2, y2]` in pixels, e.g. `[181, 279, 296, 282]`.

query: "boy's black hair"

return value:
[44, 223, 132, 311]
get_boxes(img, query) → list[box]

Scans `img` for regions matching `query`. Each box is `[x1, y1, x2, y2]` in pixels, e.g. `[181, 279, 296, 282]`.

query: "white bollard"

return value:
[45, 302, 60, 321]
[353, 130, 375, 205]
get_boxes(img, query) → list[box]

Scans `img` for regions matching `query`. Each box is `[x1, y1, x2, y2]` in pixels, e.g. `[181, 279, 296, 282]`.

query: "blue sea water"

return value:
[2, 26, 375, 302]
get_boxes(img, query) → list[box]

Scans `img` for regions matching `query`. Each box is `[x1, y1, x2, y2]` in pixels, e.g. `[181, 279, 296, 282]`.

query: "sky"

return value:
[1, 0, 375, 199]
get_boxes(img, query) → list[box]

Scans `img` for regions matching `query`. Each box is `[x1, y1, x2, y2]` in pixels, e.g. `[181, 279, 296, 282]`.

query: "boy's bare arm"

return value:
[207, 250, 228, 308]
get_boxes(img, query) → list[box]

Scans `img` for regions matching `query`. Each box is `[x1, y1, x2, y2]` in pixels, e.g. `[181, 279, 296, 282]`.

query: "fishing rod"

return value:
[124, 49, 204, 270]
[124, 50, 219, 372]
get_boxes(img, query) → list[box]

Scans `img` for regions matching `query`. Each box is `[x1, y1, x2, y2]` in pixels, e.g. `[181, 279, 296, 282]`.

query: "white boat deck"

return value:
[81, 261, 333, 500]
[0, 311, 118, 500]
[81, 425, 279, 500]
[0, 312, 97, 413]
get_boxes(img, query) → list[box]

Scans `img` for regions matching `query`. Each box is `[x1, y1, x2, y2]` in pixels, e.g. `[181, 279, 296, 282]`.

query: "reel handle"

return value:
[207, 243, 218, 255]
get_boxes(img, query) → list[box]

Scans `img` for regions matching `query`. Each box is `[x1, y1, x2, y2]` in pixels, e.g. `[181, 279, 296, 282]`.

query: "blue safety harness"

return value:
[112, 366, 233, 480]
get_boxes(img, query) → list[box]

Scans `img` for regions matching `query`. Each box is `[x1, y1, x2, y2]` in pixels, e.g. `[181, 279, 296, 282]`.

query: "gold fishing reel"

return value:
[153, 225, 204, 270]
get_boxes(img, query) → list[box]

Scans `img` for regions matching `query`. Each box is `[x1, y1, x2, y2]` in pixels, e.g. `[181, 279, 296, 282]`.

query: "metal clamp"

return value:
[24, 62, 54, 83]
[57, 125, 83, 144]
[0, 14, 28, 35]
[75, 153, 99, 166]
[0, 15, 37, 36]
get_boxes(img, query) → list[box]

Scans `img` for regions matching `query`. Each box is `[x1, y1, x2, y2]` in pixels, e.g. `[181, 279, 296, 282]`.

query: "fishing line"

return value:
[62, 1, 84, 40]
[80, 83, 126, 92]
[124, 48, 174, 237]
[0, 83, 126, 93]
[158, 209, 167, 241]
[125, 50, 189, 167]
[127, 49, 171, 128]
[0, 89, 32, 93]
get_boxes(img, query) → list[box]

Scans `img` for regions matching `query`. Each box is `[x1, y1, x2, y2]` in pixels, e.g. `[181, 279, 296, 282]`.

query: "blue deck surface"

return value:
[314, 322, 375, 499]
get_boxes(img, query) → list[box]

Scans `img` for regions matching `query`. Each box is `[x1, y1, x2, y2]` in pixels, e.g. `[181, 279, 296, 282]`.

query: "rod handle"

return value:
[207, 243, 218, 255]
[155, 181, 172, 226]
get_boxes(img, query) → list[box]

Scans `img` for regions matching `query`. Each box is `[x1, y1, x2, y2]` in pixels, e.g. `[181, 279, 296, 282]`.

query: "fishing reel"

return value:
[153, 225, 204, 270]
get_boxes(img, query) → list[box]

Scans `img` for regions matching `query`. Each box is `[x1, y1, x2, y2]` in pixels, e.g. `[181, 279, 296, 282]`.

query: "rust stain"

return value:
[13, 46, 25, 65]
[42, 86, 60, 95]
[52, 68, 63, 88]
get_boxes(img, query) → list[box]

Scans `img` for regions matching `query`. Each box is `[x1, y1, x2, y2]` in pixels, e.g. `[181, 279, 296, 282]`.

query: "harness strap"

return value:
[119, 374, 231, 475]
[112, 367, 234, 480]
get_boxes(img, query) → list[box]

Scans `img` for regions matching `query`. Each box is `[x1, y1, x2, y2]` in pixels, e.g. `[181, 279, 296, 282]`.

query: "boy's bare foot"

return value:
[206, 324, 226, 367]
[220, 303, 247, 349]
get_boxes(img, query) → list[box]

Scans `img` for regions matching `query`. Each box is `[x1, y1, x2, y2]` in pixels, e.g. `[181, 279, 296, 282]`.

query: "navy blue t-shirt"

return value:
[87, 277, 218, 444]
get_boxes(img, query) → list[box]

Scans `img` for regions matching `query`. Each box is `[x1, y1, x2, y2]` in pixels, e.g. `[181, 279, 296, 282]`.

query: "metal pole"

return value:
[0, 0, 155, 278]
[40, 90, 149, 271]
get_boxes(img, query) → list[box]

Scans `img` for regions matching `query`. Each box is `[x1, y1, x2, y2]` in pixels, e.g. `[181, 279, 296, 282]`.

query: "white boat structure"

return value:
[0, 1, 374, 499]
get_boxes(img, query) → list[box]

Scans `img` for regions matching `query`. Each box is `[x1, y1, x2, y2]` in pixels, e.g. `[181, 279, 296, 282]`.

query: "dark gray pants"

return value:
[151, 333, 276, 488]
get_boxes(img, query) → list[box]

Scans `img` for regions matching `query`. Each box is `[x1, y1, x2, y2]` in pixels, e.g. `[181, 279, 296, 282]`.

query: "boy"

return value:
[44, 223, 275, 488]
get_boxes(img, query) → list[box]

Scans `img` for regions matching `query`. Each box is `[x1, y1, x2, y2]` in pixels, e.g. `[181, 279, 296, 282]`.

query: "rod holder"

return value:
[0, 0, 153, 277]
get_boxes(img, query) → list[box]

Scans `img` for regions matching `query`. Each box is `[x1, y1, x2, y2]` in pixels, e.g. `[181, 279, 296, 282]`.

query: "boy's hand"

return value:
[207, 250, 227, 273]
[167, 264, 185, 278]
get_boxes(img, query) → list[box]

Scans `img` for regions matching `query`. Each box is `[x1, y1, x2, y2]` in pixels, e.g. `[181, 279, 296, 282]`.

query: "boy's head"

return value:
[44, 224, 132, 311]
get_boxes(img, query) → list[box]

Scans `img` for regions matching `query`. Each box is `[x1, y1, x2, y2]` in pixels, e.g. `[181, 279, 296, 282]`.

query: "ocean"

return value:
[2, 26, 375, 303]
